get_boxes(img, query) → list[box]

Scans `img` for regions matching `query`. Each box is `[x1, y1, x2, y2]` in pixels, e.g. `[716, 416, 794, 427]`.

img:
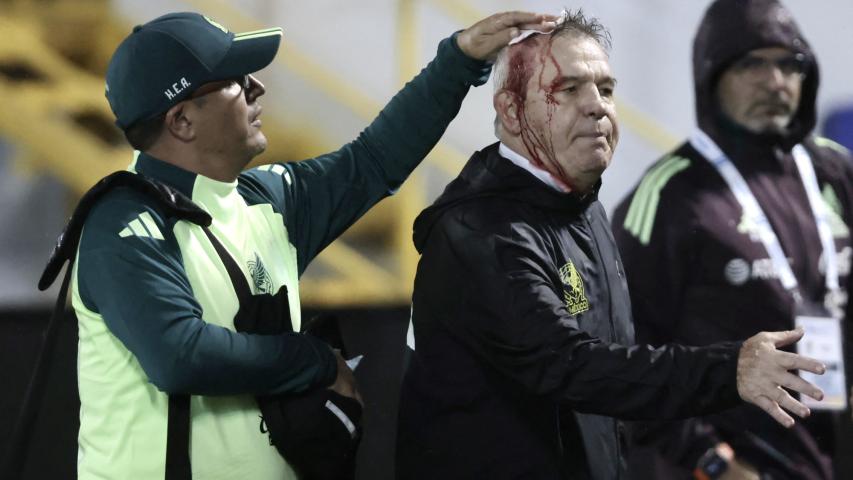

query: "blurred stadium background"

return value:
[0, 0, 851, 478]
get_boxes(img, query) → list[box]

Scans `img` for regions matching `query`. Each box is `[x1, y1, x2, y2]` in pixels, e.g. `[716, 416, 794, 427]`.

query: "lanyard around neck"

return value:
[689, 129, 839, 299]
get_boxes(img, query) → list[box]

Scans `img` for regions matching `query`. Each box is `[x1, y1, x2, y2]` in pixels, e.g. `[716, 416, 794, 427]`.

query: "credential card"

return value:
[795, 316, 847, 411]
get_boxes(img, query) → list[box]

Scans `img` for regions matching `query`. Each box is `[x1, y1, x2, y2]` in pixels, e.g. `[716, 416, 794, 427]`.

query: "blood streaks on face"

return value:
[504, 44, 543, 169]
[506, 36, 575, 190]
[504, 44, 533, 103]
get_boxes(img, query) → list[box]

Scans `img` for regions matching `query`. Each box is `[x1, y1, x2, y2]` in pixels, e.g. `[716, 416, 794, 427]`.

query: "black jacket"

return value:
[396, 144, 743, 480]
[612, 1, 853, 478]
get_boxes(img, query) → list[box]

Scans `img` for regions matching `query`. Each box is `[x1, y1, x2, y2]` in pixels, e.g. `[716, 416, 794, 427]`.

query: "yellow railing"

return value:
[0, 14, 129, 194]
[0, 0, 680, 307]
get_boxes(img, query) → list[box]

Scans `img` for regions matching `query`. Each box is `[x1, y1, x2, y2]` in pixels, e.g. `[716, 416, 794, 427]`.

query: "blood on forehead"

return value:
[501, 34, 577, 190]
[503, 34, 571, 101]
[503, 36, 543, 99]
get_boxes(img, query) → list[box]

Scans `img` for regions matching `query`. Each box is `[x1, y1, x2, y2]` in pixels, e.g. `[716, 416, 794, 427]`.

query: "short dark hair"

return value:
[123, 114, 165, 151]
[122, 86, 216, 150]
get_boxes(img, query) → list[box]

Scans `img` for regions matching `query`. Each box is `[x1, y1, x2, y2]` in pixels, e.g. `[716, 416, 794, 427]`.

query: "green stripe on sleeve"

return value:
[636, 158, 691, 245]
[624, 157, 680, 235]
[815, 136, 851, 155]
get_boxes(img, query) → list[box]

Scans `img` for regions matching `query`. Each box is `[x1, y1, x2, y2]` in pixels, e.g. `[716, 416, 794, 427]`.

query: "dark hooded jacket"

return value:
[396, 143, 744, 480]
[612, 1, 853, 478]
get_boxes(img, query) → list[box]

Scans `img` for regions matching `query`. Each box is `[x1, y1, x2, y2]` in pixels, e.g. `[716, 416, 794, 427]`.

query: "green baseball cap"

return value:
[105, 12, 282, 129]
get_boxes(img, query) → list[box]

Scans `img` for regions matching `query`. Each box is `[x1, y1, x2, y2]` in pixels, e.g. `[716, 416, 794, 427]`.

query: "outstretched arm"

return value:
[241, 12, 557, 274]
[423, 217, 824, 425]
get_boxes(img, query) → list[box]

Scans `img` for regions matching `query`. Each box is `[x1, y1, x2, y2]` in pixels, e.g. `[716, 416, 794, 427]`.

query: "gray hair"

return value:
[491, 8, 612, 95]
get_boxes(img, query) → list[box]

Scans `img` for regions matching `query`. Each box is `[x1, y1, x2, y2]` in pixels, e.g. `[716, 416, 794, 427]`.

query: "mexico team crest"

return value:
[248, 253, 273, 294]
[559, 261, 589, 315]
[736, 213, 763, 243]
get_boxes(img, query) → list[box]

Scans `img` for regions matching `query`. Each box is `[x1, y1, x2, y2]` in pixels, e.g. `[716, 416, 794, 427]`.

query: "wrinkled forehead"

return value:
[554, 34, 610, 65]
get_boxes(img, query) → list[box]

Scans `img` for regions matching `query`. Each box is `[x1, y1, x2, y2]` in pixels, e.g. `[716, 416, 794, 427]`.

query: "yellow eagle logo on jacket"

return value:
[559, 261, 589, 315]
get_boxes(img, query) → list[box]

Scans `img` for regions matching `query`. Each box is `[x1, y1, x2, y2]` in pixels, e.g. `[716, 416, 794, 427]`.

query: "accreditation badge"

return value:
[795, 315, 848, 411]
[824, 289, 846, 320]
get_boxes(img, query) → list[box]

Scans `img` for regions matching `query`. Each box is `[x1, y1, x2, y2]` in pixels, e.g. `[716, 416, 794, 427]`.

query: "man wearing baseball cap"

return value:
[64, 10, 555, 480]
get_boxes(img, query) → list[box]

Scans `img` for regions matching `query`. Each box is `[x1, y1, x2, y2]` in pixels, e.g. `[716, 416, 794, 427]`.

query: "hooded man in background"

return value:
[613, 0, 853, 478]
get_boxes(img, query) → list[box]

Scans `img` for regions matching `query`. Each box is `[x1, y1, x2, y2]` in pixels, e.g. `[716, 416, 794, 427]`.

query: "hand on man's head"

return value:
[736, 328, 825, 428]
[456, 11, 558, 62]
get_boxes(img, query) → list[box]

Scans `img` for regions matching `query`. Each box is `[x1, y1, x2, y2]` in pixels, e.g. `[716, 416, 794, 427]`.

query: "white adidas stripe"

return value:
[139, 212, 165, 240]
[118, 212, 165, 240]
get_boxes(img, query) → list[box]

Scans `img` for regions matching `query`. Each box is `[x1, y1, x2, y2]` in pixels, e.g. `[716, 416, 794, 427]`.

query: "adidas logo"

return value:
[119, 212, 164, 240]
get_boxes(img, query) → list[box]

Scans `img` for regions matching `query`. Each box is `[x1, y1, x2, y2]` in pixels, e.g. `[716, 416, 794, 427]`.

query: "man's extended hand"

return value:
[456, 11, 558, 61]
[737, 328, 825, 428]
[328, 349, 363, 406]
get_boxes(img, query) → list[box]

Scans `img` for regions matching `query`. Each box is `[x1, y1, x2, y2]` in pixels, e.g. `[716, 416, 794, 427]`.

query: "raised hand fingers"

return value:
[457, 11, 558, 61]
[737, 330, 827, 428]
[773, 387, 810, 419]
[772, 361, 825, 401]
[492, 11, 558, 31]
[761, 327, 804, 348]
[774, 350, 825, 375]
[753, 394, 795, 428]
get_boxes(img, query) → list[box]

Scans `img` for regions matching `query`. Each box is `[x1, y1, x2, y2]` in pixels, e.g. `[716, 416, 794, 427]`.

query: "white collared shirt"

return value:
[498, 143, 569, 193]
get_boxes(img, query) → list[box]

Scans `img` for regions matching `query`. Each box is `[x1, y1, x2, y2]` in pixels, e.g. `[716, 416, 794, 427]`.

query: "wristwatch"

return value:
[693, 442, 734, 480]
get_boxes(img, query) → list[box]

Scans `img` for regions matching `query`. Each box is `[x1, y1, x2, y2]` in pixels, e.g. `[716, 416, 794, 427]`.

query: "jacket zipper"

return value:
[583, 211, 622, 479]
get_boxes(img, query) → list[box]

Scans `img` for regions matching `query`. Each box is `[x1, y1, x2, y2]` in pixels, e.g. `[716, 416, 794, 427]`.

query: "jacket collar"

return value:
[413, 143, 600, 253]
[133, 151, 198, 197]
[498, 143, 570, 193]
[133, 152, 241, 222]
[135, 151, 238, 197]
